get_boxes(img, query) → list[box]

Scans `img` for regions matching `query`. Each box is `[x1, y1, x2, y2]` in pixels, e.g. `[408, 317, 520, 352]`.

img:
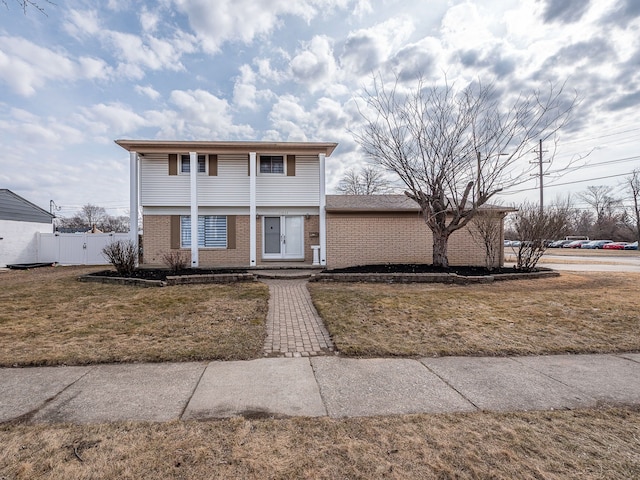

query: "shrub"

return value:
[162, 250, 189, 273]
[511, 202, 570, 271]
[102, 240, 137, 276]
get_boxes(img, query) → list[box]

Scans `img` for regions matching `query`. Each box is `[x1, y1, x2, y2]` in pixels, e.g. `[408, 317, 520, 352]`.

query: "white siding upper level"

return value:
[140, 153, 320, 207]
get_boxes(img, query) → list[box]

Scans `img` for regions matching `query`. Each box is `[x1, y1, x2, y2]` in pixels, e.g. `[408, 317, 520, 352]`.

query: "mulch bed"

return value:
[323, 264, 536, 276]
[89, 268, 248, 281]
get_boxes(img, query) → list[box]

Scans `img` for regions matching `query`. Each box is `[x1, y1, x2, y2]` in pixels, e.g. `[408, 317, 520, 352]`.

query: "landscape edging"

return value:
[79, 273, 257, 287]
[78, 275, 167, 287]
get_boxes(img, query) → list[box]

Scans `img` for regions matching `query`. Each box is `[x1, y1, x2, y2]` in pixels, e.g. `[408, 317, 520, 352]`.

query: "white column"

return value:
[249, 151, 257, 266]
[319, 153, 327, 265]
[129, 151, 139, 267]
[190, 151, 199, 267]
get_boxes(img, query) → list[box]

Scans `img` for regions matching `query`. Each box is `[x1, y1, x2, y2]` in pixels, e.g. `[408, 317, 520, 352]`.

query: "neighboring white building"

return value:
[0, 189, 54, 267]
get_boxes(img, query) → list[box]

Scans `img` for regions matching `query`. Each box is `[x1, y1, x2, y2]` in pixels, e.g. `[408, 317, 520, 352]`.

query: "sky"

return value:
[1, 0, 639, 220]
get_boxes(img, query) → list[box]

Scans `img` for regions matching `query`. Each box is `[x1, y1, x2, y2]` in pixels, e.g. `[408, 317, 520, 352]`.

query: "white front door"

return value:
[263, 216, 304, 260]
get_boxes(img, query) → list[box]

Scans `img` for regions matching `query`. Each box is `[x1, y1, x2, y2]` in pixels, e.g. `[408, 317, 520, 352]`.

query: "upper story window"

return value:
[259, 155, 284, 174]
[181, 154, 207, 174]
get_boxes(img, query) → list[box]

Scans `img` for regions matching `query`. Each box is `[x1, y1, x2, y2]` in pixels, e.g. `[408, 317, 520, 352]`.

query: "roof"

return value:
[326, 195, 420, 212]
[115, 140, 338, 157]
[0, 189, 55, 223]
[326, 194, 517, 213]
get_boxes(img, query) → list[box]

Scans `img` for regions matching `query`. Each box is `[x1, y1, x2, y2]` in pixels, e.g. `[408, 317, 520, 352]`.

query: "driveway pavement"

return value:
[506, 251, 640, 272]
[2, 353, 639, 424]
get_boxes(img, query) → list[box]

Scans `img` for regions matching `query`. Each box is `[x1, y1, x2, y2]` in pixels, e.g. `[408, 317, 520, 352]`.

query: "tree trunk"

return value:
[432, 231, 450, 268]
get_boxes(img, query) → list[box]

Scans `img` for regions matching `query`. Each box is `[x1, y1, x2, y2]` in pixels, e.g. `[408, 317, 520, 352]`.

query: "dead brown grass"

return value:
[1, 407, 638, 479]
[0, 266, 269, 366]
[309, 272, 640, 357]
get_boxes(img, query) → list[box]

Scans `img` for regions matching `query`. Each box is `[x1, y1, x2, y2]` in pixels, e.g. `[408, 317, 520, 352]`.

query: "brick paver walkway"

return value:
[262, 279, 336, 357]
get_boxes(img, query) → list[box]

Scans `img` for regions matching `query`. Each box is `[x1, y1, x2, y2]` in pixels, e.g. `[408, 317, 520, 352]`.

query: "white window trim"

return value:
[258, 154, 286, 176]
[180, 154, 208, 175]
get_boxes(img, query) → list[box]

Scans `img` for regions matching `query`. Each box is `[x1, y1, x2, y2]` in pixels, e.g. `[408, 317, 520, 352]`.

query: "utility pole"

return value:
[539, 139, 543, 210]
[531, 139, 548, 212]
[49, 200, 60, 215]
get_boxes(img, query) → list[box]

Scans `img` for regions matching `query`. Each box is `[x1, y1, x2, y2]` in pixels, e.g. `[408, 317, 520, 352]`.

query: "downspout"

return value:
[129, 151, 139, 267]
[190, 151, 199, 267]
[319, 153, 326, 265]
[249, 152, 257, 267]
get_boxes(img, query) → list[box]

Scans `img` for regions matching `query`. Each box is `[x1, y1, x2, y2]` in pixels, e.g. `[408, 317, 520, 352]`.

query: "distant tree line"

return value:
[55, 204, 129, 233]
[506, 173, 640, 243]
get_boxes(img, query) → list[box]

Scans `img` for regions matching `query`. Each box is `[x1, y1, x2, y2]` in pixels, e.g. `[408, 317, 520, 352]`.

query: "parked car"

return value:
[602, 242, 628, 250]
[548, 240, 571, 248]
[623, 241, 638, 250]
[563, 240, 591, 248]
[581, 240, 613, 249]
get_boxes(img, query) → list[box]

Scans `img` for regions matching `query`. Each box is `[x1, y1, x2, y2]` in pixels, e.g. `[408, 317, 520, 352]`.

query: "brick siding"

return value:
[142, 214, 320, 267]
[144, 212, 501, 269]
[142, 214, 250, 267]
[326, 212, 503, 268]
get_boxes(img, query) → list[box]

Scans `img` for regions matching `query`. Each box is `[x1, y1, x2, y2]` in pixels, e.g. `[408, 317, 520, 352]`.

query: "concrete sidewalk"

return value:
[2, 353, 639, 424]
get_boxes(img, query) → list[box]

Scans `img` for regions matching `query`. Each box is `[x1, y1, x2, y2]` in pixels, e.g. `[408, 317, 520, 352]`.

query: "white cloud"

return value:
[233, 65, 260, 110]
[140, 7, 160, 32]
[64, 7, 197, 81]
[268, 94, 311, 141]
[387, 36, 444, 81]
[340, 15, 415, 76]
[171, 0, 352, 54]
[267, 93, 356, 143]
[77, 103, 149, 138]
[290, 35, 338, 92]
[441, 2, 499, 50]
[351, 0, 372, 17]
[255, 56, 288, 84]
[168, 89, 254, 138]
[135, 84, 161, 100]
[107, 31, 187, 72]
[64, 9, 102, 38]
[0, 36, 111, 96]
[0, 108, 85, 147]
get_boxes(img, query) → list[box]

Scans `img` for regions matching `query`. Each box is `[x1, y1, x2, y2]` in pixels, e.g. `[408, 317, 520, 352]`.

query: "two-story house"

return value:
[117, 140, 336, 268]
[117, 139, 510, 269]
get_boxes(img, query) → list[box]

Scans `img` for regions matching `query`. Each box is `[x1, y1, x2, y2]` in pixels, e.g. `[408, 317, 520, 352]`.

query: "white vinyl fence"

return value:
[37, 232, 130, 265]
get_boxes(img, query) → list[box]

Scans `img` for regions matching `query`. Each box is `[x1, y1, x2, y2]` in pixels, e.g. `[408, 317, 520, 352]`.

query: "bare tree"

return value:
[353, 74, 576, 267]
[1, 0, 53, 14]
[469, 210, 504, 271]
[625, 169, 640, 243]
[100, 215, 130, 233]
[57, 204, 128, 232]
[577, 185, 624, 239]
[336, 166, 394, 195]
[511, 201, 571, 271]
[77, 204, 107, 230]
[578, 186, 621, 223]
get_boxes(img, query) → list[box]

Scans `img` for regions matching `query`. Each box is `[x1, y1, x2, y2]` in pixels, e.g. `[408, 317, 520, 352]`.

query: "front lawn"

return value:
[0, 266, 269, 366]
[309, 272, 640, 357]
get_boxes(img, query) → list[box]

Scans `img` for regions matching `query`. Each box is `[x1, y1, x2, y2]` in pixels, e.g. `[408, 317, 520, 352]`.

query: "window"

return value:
[181, 154, 207, 174]
[181, 215, 227, 248]
[259, 155, 284, 174]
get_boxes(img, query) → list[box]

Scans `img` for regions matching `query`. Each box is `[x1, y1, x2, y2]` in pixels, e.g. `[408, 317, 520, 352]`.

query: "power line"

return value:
[546, 155, 640, 175]
[502, 171, 634, 195]
[558, 126, 640, 146]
